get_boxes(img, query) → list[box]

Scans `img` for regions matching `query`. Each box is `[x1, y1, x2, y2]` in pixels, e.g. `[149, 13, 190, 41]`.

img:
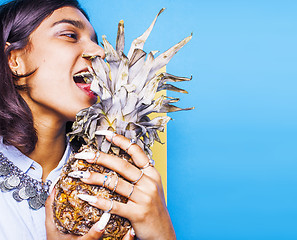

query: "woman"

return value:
[0, 0, 176, 239]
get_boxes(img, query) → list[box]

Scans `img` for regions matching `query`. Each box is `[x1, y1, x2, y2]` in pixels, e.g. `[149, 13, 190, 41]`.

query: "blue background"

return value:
[2, 0, 296, 239]
[81, 1, 297, 239]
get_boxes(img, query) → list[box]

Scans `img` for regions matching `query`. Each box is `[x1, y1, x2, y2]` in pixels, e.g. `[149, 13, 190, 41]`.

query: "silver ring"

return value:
[112, 174, 119, 193]
[105, 173, 113, 188]
[126, 139, 137, 152]
[131, 170, 144, 184]
[141, 158, 155, 169]
[102, 175, 108, 188]
[127, 185, 134, 199]
[106, 199, 114, 213]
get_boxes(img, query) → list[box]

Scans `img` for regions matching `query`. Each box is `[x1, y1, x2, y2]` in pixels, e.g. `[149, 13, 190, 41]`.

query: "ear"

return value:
[6, 42, 27, 76]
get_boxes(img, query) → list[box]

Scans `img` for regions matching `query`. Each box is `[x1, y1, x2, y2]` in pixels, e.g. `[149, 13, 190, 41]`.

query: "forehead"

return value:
[33, 6, 96, 38]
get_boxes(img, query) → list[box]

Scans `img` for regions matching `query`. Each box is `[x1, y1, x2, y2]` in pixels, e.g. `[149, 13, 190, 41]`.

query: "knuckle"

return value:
[153, 171, 162, 184]
[145, 178, 160, 195]
[134, 208, 146, 222]
[150, 183, 159, 197]
[142, 193, 154, 206]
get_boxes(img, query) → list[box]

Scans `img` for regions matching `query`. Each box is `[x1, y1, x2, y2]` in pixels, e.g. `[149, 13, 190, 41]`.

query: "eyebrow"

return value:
[52, 19, 85, 29]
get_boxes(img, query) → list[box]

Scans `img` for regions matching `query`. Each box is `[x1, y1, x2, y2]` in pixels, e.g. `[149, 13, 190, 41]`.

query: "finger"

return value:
[80, 172, 142, 201]
[122, 228, 136, 240]
[95, 130, 149, 168]
[45, 187, 55, 219]
[45, 188, 62, 238]
[81, 212, 110, 240]
[75, 151, 142, 183]
[49, 175, 60, 194]
[77, 194, 133, 219]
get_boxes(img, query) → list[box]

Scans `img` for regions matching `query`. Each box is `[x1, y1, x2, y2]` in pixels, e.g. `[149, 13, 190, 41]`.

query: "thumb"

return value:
[81, 212, 111, 240]
[45, 187, 63, 239]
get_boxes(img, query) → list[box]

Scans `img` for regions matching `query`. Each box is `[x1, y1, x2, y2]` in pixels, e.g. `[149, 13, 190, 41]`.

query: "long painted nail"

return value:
[130, 227, 135, 237]
[77, 194, 97, 204]
[95, 130, 115, 138]
[94, 212, 111, 231]
[74, 151, 95, 160]
[68, 171, 91, 179]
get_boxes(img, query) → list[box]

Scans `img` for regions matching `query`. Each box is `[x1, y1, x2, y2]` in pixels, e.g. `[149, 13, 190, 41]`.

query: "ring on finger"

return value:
[93, 151, 100, 163]
[104, 172, 115, 188]
[102, 175, 108, 188]
[112, 174, 119, 193]
[126, 139, 137, 153]
[106, 199, 114, 213]
[131, 169, 144, 184]
[127, 185, 134, 199]
[140, 158, 155, 169]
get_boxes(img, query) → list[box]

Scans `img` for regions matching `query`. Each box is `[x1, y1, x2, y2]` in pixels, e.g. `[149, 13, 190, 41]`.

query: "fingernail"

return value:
[68, 171, 91, 179]
[77, 194, 97, 204]
[95, 130, 115, 138]
[74, 151, 95, 160]
[94, 212, 111, 231]
[130, 227, 135, 237]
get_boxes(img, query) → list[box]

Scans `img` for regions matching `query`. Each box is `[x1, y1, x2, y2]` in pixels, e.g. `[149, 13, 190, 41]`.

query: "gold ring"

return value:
[93, 151, 100, 163]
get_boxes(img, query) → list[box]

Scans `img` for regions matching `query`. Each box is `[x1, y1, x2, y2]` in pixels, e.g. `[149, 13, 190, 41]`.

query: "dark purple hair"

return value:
[0, 0, 89, 154]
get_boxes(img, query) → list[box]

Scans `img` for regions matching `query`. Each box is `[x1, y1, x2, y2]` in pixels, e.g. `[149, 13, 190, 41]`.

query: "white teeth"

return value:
[73, 71, 92, 78]
[95, 130, 115, 138]
[77, 194, 98, 204]
[94, 212, 111, 231]
[68, 171, 90, 179]
[73, 71, 93, 84]
[74, 151, 95, 160]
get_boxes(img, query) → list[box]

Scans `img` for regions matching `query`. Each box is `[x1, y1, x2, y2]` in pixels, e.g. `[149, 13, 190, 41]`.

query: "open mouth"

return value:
[73, 70, 97, 100]
[73, 71, 93, 84]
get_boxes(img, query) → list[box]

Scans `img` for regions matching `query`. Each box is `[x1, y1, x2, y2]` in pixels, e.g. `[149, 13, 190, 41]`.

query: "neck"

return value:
[27, 118, 67, 181]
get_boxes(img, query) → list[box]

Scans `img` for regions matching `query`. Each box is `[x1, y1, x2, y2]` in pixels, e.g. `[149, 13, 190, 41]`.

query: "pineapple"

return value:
[53, 9, 193, 239]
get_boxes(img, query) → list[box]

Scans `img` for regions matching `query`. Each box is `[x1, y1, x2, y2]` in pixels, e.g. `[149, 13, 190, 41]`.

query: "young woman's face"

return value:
[17, 6, 105, 122]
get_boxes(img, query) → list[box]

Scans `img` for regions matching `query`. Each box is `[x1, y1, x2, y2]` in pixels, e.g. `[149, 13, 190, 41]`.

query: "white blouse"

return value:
[0, 137, 70, 240]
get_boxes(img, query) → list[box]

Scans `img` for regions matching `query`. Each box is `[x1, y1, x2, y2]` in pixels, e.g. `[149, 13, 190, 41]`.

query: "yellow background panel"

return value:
[150, 66, 167, 201]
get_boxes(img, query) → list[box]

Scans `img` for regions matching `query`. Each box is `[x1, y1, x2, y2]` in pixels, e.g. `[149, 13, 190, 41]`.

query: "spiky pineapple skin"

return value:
[53, 147, 131, 239]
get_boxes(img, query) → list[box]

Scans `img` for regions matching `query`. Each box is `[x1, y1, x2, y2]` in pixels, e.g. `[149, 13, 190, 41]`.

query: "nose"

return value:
[83, 41, 105, 60]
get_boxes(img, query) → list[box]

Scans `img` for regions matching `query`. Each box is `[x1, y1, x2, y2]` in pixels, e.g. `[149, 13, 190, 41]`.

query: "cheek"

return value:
[27, 72, 93, 120]
[23, 46, 93, 119]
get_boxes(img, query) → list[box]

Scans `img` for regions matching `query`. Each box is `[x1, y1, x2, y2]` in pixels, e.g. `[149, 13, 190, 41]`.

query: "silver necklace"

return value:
[0, 152, 51, 210]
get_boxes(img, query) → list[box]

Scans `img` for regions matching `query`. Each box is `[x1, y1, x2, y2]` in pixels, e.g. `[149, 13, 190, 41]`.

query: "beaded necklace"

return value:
[0, 152, 51, 210]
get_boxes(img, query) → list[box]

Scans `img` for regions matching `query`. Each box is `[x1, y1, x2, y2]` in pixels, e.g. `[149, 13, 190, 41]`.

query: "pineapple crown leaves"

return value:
[69, 9, 193, 157]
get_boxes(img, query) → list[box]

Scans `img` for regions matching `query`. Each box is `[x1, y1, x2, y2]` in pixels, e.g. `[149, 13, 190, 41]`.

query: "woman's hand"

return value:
[45, 188, 135, 240]
[74, 131, 176, 240]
